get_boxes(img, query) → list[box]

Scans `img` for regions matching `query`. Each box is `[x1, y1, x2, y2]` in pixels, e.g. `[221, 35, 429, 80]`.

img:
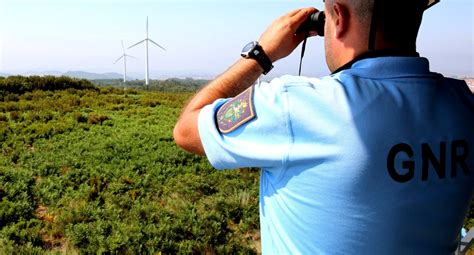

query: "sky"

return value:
[0, 0, 473, 79]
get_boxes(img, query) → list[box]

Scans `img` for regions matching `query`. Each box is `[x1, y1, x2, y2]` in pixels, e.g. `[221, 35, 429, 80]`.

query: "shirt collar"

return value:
[332, 49, 433, 79]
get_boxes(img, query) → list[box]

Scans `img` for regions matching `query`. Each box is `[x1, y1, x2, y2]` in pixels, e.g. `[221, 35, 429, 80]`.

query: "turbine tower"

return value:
[128, 16, 166, 85]
[114, 40, 136, 83]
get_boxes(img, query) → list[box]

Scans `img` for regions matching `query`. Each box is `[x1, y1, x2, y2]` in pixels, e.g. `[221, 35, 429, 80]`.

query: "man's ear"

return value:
[332, 2, 350, 39]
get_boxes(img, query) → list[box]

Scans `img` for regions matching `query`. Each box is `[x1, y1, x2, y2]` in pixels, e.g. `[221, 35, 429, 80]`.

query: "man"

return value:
[174, 0, 474, 253]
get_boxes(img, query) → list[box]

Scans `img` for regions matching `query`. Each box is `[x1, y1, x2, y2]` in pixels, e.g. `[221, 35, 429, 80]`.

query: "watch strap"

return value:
[253, 44, 274, 75]
[241, 42, 274, 75]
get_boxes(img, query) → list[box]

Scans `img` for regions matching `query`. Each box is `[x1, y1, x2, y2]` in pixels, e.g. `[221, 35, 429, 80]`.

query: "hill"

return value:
[0, 71, 123, 80]
[92, 77, 209, 92]
[64, 71, 123, 80]
[0, 75, 96, 100]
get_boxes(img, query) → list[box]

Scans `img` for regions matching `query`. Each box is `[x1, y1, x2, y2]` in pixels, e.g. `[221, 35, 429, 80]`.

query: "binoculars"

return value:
[296, 11, 326, 36]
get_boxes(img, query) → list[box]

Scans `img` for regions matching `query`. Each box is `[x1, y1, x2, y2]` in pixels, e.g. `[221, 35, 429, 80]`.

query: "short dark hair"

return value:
[327, 0, 427, 49]
[325, 0, 374, 32]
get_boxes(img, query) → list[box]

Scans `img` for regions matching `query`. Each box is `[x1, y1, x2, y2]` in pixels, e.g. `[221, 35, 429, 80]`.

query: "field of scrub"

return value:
[0, 76, 260, 254]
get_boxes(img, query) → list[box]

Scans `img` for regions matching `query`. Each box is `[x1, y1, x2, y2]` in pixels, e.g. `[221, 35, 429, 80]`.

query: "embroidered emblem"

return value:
[216, 86, 256, 134]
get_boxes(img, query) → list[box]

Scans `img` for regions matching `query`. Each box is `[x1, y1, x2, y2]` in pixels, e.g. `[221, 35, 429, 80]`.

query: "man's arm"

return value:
[173, 7, 317, 155]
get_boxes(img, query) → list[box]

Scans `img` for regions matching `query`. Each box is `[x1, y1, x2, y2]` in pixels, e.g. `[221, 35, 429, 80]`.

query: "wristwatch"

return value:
[241, 41, 274, 75]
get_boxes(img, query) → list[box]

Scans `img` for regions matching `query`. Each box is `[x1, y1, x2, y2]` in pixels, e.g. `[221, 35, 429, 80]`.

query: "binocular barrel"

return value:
[296, 11, 326, 36]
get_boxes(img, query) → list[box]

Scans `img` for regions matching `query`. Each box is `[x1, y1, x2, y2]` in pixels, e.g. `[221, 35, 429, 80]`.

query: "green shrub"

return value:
[87, 113, 109, 125]
[9, 111, 20, 121]
[73, 112, 88, 123]
[4, 94, 19, 102]
[0, 168, 36, 227]
[0, 219, 44, 248]
[0, 75, 97, 97]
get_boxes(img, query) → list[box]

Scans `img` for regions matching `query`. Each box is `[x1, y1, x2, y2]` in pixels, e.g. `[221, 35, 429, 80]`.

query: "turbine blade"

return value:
[121, 40, 125, 53]
[149, 39, 166, 51]
[127, 39, 146, 49]
[126, 54, 139, 60]
[114, 55, 124, 64]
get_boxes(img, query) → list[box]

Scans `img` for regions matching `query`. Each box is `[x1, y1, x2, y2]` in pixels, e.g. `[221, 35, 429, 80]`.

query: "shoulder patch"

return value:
[216, 86, 256, 134]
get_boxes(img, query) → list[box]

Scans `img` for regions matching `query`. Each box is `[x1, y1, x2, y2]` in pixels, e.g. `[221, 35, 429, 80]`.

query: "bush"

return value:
[9, 111, 20, 121]
[0, 168, 36, 228]
[87, 113, 109, 125]
[73, 112, 88, 123]
[0, 75, 97, 99]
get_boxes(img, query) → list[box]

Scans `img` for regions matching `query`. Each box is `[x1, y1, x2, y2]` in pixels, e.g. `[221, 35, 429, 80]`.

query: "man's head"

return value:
[323, 0, 430, 72]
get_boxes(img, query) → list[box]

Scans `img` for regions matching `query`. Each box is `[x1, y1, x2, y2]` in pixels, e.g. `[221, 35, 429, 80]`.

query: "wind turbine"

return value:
[128, 16, 166, 85]
[114, 40, 137, 83]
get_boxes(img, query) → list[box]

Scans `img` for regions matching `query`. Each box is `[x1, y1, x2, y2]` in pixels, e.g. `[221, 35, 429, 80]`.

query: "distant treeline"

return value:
[0, 75, 208, 101]
[92, 78, 209, 92]
[0, 76, 97, 100]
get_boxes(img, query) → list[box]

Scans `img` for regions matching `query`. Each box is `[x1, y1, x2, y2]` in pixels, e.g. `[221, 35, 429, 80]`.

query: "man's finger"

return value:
[290, 7, 318, 29]
[286, 8, 306, 17]
[293, 7, 318, 22]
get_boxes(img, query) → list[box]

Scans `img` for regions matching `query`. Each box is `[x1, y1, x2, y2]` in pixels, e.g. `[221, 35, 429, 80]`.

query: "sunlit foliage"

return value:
[0, 76, 260, 253]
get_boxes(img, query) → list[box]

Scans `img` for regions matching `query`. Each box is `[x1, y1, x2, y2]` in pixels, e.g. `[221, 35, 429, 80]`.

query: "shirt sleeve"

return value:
[198, 78, 291, 170]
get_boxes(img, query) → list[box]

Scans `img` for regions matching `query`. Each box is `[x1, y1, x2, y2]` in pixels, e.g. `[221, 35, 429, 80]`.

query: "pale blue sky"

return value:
[0, 0, 472, 79]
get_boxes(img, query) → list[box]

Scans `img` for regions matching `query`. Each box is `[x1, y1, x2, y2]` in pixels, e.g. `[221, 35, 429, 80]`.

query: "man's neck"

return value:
[331, 47, 420, 74]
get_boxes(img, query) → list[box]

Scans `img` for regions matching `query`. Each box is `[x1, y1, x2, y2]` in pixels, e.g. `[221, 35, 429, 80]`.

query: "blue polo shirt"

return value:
[198, 57, 474, 254]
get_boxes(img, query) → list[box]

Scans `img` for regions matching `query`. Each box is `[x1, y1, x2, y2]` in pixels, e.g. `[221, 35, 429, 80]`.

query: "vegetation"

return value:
[92, 78, 209, 92]
[0, 76, 96, 100]
[0, 76, 472, 253]
[0, 76, 259, 253]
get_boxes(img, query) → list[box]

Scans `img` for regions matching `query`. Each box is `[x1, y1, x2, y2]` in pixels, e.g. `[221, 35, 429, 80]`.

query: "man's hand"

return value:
[259, 7, 318, 62]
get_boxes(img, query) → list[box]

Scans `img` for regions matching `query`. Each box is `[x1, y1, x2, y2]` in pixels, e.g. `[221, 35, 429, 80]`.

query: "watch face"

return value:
[242, 41, 257, 53]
